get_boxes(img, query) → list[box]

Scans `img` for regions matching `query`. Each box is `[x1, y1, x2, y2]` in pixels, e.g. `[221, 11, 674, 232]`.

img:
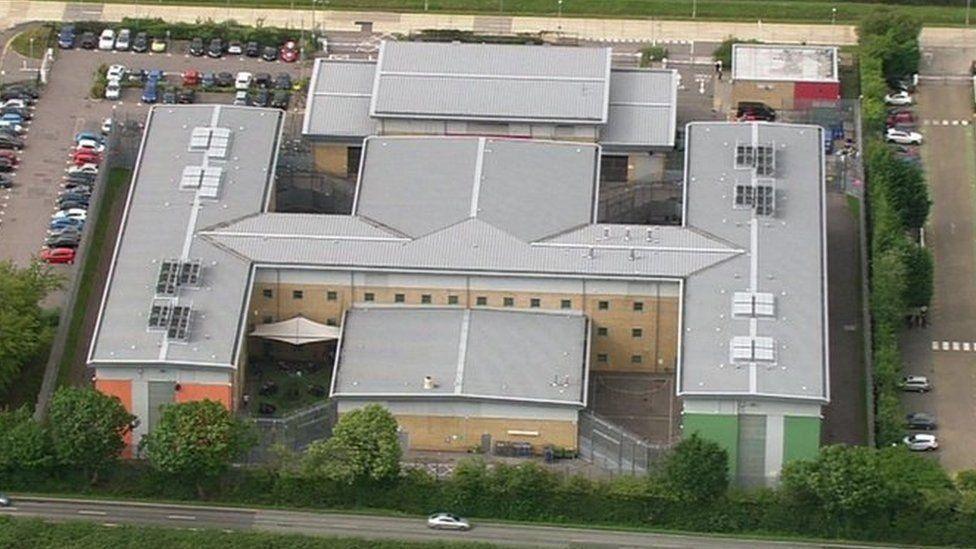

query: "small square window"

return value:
[633, 301, 644, 312]
[631, 354, 643, 364]
[598, 300, 609, 310]
[395, 293, 405, 303]
[364, 292, 375, 302]
[503, 297, 514, 307]
[262, 316, 273, 324]
[327, 291, 337, 301]
[560, 299, 572, 309]
[421, 294, 432, 304]
[632, 328, 643, 338]
[530, 298, 541, 308]
[448, 295, 459, 305]
[476, 296, 487, 306]
[262, 288, 273, 299]
[292, 290, 303, 299]
[597, 354, 608, 363]
[326, 318, 337, 326]
[597, 327, 608, 336]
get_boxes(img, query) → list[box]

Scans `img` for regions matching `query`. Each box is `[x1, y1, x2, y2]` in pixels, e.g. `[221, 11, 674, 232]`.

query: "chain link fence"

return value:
[244, 399, 337, 463]
[578, 410, 671, 476]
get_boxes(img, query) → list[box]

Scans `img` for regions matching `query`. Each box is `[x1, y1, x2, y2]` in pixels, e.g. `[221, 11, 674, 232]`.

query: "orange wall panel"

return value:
[175, 383, 233, 410]
[95, 379, 133, 457]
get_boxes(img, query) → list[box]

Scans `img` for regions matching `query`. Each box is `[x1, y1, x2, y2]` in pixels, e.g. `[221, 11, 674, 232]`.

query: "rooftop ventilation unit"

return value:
[732, 292, 776, 317]
[155, 259, 203, 296]
[730, 336, 776, 363]
[734, 142, 776, 176]
[167, 305, 192, 342]
[147, 298, 174, 330]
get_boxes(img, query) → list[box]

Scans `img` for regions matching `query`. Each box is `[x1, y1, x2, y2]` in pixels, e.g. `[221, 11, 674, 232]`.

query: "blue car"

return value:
[147, 69, 165, 82]
[141, 81, 158, 104]
[58, 25, 76, 49]
[50, 217, 84, 231]
[1, 113, 23, 125]
[74, 131, 104, 144]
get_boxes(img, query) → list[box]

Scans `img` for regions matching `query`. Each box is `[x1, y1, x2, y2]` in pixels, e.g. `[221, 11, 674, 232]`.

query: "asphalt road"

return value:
[0, 495, 893, 548]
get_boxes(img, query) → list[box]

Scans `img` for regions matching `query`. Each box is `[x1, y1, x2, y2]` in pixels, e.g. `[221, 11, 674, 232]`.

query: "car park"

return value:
[116, 29, 131, 51]
[279, 40, 299, 62]
[235, 71, 253, 90]
[274, 72, 292, 90]
[886, 128, 923, 145]
[261, 45, 278, 61]
[208, 38, 224, 58]
[181, 69, 201, 87]
[903, 433, 938, 451]
[79, 32, 97, 49]
[270, 90, 290, 110]
[98, 29, 116, 50]
[884, 91, 913, 106]
[177, 88, 195, 104]
[253, 89, 270, 107]
[900, 375, 932, 392]
[40, 247, 76, 264]
[906, 412, 938, 430]
[132, 32, 149, 53]
[142, 81, 159, 103]
[228, 40, 244, 55]
[201, 72, 216, 88]
[254, 72, 272, 89]
[151, 37, 167, 53]
[189, 37, 205, 56]
[245, 41, 260, 57]
[58, 25, 76, 49]
[427, 513, 470, 531]
[216, 72, 234, 87]
[233, 90, 249, 106]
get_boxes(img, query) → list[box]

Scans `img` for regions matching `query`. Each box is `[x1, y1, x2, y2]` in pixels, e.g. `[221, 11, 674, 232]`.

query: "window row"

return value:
[262, 288, 339, 301]
[595, 353, 644, 364]
[596, 327, 644, 338]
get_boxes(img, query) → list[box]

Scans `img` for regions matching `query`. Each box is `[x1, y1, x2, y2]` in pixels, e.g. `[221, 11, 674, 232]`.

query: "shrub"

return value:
[640, 45, 668, 66]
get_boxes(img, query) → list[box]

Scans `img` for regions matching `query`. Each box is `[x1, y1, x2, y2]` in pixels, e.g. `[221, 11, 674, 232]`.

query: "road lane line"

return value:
[78, 510, 107, 516]
[166, 514, 197, 521]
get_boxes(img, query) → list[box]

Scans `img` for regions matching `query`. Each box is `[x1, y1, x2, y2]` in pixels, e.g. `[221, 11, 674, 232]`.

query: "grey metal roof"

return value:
[89, 106, 283, 367]
[369, 41, 612, 124]
[680, 122, 828, 402]
[732, 44, 839, 83]
[354, 136, 599, 241]
[332, 306, 587, 405]
[601, 69, 678, 148]
[302, 59, 376, 138]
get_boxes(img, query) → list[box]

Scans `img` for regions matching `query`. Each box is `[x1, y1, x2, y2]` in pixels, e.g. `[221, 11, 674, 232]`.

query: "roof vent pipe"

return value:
[423, 376, 437, 390]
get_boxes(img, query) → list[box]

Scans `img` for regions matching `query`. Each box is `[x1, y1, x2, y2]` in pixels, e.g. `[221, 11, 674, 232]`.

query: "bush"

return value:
[640, 45, 668, 67]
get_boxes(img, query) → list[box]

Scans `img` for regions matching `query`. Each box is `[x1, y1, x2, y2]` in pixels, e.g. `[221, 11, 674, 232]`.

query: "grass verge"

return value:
[10, 25, 55, 59]
[54, 167, 131, 388]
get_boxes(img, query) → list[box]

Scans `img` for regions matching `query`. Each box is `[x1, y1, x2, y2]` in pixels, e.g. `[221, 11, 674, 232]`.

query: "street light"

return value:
[692, 0, 697, 19]
[831, 7, 837, 25]
[968, 0, 972, 26]
[558, 0, 563, 18]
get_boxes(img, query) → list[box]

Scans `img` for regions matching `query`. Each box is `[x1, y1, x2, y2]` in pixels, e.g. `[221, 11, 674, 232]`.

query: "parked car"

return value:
[1, 89, 36, 104]
[1, 98, 28, 110]
[252, 89, 270, 107]
[0, 494, 9, 507]
[233, 90, 249, 106]
[101, 117, 113, 134]
[900, 375, 932, 392]
[427, 513, 470, 531]
[201, 72, 216, 88]
[254, 72, 272, 89]
[227, 40, 243, 55]
[1, 106, 30, 121]
[737, 101, 776, 122]
[0, 157, 14, 172]
[0, 135, 24, 150]
[49, 217, 84, 231]
[74, 131, 104, 144]
[888, 76, 916, 93]
[884, 91, 913, 106]
[132, 32, 149, 53]
[208, 38, 224, 58]
[906, 412, 938, 430]
[115, 28, 131, 51]
[161, 89, 177, 104]
[245, 41, 260, 57]
[188, 37, 205, 56]
[903, 433, 938, 452]
[107, 64, 127, 82]
[0, 121, 24, 135]
[177, 88, 195, 104]
[98, 29, 116, 50]
[151, 37, 167, 53]
[58, 25, 76, 49]
[58, 199, 89, 211]
[886, 128, 923, 145]
[270, 90, 290, 110]
[235, 71, 253, 90]
[0, 150, 19, 164]
[181, 69, 201, 87]
[73, 152, 101, 167]
[76, 138, 106, 153]
[67, 164, 99, 176]
[79, 32, 97, 49]
[274, 72, 292, 90]
[46, 233, 81, 249]
[40, 248, 76, 264]
[887, 111, 915, 126]
[279, 40, 299, 62]
[0, 174, 12, 188]
[142, 81, 159, 103]
[104, 81, 121, 100]
[261, 45, 278, 61]
[146, 69, 165, 83]
[4, 84, 38, 99]
[1, 112, 24, 125]
[216, 72, 234, 87]
[48, 226, 83, 241]
[52, 208, 87, 221]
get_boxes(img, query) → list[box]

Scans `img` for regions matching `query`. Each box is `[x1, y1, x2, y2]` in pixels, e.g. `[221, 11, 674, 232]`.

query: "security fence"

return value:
[578, 410, 671, 476]
[244, 399, 337, 463]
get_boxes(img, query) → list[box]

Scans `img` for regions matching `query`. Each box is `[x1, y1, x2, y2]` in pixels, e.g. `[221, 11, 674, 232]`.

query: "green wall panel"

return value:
[783, 415, 821, 464]
[682, 413, 739, 477]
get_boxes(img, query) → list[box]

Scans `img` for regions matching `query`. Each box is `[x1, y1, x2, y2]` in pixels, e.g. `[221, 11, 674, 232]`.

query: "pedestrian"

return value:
[242, 393, 250, 409]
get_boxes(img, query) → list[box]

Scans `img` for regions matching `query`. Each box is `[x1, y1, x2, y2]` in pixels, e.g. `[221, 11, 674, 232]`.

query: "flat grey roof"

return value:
[370, 41, 612, 124]
[89, 106, 283, 367]
[332, 306, 588, 406]
[601, 69, 678, 149]
[302, 59, 375, 139]
[680, 122, 828, 402]
[732, 44, 838, 83]
[354, 136, 599, 241]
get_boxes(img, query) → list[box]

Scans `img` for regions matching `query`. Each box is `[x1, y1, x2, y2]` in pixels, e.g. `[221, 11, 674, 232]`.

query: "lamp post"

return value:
[968, 0, 972, 26]
[558, 0, 563, 18]
[692, 0, 697, 19]
[831, 7, 837, 25]
[29, 37, 34, 61]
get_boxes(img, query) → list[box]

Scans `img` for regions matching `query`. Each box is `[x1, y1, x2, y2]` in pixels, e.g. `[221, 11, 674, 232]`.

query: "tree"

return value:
[661, 434, 728, 501]
[902, 244, 933, 309]
[47, 387, 135, 483]
[141, 400, 254, 498]
[0, 407, 52, 476]
[0, 261, 61, 395]
[858, 9, 922, 79]
[301, 404, 401, 484]
[711, 37, 760, 69]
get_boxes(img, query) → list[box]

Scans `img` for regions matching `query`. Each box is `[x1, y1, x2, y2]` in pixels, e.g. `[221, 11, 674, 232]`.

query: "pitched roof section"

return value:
[353, 136, 599, 241]
[302, 59, 376, 139]
[332, 306, 587, 406]
[369, 41, 612, 124]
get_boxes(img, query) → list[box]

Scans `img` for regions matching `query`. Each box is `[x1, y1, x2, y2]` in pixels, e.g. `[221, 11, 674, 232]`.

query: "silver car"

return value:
[900, 375, 932, 392]
[427, 512, 470, 531]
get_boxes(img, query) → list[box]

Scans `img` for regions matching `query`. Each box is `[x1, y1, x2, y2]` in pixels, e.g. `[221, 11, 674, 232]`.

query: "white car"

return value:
[227, 41, 243, 55]
[52, 208, 88, 221]
[1, 99, 28, 110]
[900, 375, 932, 392]
[106, 64, 127, 81]
[76, 138, 106, 153]
[235, 71, 253, 90]
[67, 164, 99, 175]
[903, 433, 938, 451]
[884, 91, 913, 106]
[233, 90, 248, 106]
[427, 513, 470, 531]
[886, 128, 923, 145]
[98, 29, 116, 51]
[101, 117, 113, 134]
[104, 81, 121, 100]
[115, 29, 131, 51]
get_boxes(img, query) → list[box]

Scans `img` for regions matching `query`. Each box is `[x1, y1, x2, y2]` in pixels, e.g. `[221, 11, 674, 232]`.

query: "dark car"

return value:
[176, 88, 195, 104]
[0, 135, 24, 150]
[270, 90, 290, 110]
[1, 90, 36, 105]
[216, 71, 234, 87]
[0, 174, 12, 188]
[161, 89, 177, 104]
[736, 101, 776, 121]
[261, 45, 278, 62]
[252, 89, 270, 107]
[47, 234, 81, 249]
[5, 84, 39, 99]
[254, 72, 272, 89]
[1, 107, 33, 120]
[245, 41, 260, 57]
[58, 25, 76, 49]
[0, 157, 13, 172]
[58, 195, 90, 208]
[274, 72, 292, 90]
[188, 37, 205, 56]
[887, 76, 916, 93]
[906, 413, 937, 430]
[79, 32, 97, 50]
[132, 32, 149, 53]
[207, 38, 224, 58]
[201, 72, 216, 88]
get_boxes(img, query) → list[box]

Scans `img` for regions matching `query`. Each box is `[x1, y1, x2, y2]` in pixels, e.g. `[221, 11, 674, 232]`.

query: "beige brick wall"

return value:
[312, 144, 350, 177]
[731, 81, 795, 111]
[394, 414, 578, 453]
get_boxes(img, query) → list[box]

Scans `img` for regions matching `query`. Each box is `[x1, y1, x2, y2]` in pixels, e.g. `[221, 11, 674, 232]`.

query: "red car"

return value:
[0, 150, 18, 164]
[181, 69, 201, 87]
[72, 151, 101, 166]
[279, 40, 298, 63]
[887, 111, 915, 126]
[40, 247, 75, 264]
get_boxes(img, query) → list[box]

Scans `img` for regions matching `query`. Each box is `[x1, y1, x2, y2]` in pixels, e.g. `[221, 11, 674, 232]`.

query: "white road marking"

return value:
[932, 341, 940, 350]
[166, 514, 197, 521]
[952, 341, 960, 351]
[942, 341, 950, 350]
[102, 523, 119, 527]
[964, 342, 971, 351]
[78, 510, 107, 516]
